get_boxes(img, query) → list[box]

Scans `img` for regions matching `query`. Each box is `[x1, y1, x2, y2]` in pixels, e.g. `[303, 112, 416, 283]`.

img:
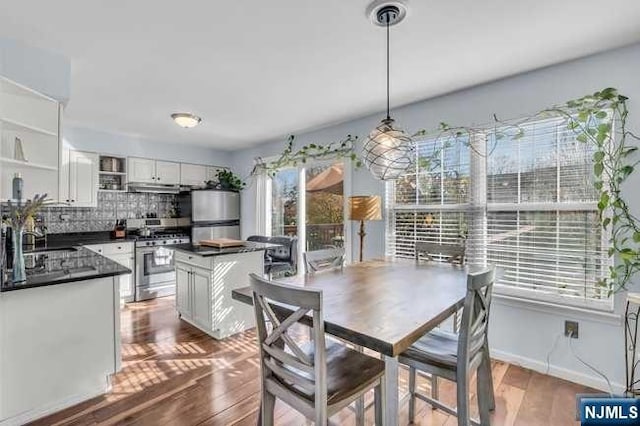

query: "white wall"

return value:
[0, 38, 71, 103]
[63, 125, 231, 166]
[230, 42, 640, 392]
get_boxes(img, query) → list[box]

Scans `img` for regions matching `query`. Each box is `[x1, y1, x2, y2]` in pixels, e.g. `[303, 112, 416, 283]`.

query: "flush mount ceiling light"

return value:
[171, 113, 202, 128]
[362, 1, 414, 181]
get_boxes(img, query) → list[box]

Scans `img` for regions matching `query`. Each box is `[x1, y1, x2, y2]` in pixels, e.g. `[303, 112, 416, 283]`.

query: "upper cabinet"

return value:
[127, 157, 180, 185]
[155, 161, 180, 185]
[60, 149, 98, 207]
[127, 157, 155, 183]
[0, 76, 61, 202]
[180, 163, 207, 187]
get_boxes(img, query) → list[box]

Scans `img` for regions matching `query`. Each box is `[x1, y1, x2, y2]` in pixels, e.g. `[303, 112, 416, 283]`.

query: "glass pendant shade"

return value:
[363, 117, 414, 180]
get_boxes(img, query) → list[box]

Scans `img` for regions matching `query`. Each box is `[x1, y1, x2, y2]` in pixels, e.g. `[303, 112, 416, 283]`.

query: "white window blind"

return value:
[387, 134, 472, 260]
[387, 115, 612, 309]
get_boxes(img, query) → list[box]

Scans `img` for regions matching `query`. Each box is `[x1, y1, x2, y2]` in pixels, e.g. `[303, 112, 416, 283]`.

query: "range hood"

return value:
[127, 182, 181, 194]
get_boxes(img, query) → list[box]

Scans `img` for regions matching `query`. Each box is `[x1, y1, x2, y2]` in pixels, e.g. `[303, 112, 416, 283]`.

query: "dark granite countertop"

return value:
[38, 232, 137, 250]
[1, 246, 131, 292]
[173, 241, 280, 257]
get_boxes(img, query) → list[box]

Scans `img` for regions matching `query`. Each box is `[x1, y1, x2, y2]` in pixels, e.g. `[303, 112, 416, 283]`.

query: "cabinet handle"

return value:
[157, 177, 161, 181]
[71, 199, 75, 203]
[117, 246, 122, 249]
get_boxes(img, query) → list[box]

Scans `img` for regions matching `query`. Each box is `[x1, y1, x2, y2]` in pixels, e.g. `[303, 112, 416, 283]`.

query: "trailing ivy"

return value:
[262, 134, 361, 176]
[264, 88, 638, 294]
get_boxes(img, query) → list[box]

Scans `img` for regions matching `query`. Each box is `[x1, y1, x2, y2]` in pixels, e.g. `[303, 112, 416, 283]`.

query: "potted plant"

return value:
[206, 169, 245, 191]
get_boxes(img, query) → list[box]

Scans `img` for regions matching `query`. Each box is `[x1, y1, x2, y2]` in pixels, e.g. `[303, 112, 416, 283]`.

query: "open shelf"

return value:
[0, 117, 58, 137]
[0, 156, 57, 171]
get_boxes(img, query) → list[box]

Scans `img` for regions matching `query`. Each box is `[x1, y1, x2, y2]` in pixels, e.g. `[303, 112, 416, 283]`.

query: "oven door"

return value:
[136, 246, 176, 300]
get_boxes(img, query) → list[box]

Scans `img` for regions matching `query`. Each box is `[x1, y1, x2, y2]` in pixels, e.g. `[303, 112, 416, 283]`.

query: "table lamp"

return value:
[349, 195, 382, 262]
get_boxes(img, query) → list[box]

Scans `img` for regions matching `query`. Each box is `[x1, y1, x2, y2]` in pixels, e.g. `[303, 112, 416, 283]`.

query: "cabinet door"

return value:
[155, 161, 180, 185]
[175, 263, 192, 318]
[127, 157, 155, 183]
[192, 266, 212, 330]
[69, 150, 98, 207]
[180, 164, 207, 187]
[109, 253, 135, 302]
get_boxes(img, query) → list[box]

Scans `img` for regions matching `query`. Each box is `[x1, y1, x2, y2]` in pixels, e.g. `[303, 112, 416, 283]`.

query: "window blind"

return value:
[387, 115, 612, 309]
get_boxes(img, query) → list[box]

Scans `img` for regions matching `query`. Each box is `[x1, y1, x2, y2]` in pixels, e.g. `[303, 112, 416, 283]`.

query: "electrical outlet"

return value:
[565, 320, 579, 338]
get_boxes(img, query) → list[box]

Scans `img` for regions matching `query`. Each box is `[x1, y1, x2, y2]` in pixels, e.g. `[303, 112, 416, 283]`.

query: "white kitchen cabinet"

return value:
[155, 160, 180, 185]
[174, 249, 259, 339]
[180, 163, 207, 187]
[59, 149, 98, 207]
[127, 157, 180, 185]
[84, 242, 135, 302]
[127, 157, 155, 183]
[176, 263, 192, 319]
[192, 266, 212, 329]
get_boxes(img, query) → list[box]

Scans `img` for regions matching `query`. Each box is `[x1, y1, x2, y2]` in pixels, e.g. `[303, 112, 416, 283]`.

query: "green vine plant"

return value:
[261, 88, 638, 294]
[258, 134, 361, 176]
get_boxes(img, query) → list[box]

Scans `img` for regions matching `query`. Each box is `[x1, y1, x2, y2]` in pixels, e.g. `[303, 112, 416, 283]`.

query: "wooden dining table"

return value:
[231, 258, 469, 426]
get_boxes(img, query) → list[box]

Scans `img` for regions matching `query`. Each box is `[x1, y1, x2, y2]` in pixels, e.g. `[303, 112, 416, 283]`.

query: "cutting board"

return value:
[199, 238, 246, 248]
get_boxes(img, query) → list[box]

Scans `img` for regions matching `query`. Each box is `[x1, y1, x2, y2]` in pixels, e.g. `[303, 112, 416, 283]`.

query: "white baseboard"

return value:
[0, 381, 108, 426]
[491, 349, 625, 395]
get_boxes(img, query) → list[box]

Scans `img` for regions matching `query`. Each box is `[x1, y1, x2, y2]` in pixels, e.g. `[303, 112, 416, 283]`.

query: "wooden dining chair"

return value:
[303, 247, 345, 275]
[249, 273, 386, 425]
[399, 267, 496, 426]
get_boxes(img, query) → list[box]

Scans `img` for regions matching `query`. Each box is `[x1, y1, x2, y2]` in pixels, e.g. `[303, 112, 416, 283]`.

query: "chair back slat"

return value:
[249, 273, 328, 410]
[304, 248, 345, 274]
[415, 242, 466, 265]
[457, 267, 495, 369]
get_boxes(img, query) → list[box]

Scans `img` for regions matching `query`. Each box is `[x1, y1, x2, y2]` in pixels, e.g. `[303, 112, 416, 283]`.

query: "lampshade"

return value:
[362, 118, 414, 181]
[349, 195, 382, 221]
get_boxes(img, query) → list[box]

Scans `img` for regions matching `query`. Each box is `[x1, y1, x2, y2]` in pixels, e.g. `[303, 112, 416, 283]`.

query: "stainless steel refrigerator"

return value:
[181, 189, 241, 243]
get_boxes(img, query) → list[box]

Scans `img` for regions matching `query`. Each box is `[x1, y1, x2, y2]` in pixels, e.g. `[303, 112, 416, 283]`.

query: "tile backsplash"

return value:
[2, 192, 178, 234]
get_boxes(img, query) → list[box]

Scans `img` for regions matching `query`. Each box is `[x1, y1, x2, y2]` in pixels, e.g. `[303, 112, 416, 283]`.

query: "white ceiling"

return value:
[1, 0, 639, 150]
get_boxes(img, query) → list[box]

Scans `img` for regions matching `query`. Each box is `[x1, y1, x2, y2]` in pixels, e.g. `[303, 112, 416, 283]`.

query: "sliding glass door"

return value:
[269, 161, 346, 268]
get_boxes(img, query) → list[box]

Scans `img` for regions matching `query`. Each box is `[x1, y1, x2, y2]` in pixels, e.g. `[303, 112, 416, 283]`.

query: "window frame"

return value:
[386, 117, 614, 312]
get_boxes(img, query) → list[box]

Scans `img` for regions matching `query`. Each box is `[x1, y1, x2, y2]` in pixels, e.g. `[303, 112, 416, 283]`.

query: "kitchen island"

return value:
[0, 247, 130, 426]
[173, 241, 276, 340]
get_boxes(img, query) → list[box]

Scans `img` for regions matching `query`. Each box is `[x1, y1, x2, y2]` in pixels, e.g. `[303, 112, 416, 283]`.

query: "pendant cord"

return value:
[386, 13, 390, 120]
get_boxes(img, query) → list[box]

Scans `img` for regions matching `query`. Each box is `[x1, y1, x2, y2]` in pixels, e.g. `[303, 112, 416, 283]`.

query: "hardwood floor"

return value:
[31, 297, 595, 425]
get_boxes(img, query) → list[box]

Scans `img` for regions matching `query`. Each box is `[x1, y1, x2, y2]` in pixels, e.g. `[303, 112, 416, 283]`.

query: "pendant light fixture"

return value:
[362, 1, 413, 181]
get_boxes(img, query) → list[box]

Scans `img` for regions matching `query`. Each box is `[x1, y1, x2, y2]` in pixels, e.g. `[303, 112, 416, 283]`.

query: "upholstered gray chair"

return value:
[399, 267, 496, 426]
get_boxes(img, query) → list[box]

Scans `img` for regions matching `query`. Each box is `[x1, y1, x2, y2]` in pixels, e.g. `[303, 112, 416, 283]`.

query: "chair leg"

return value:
[477, 350, 495, 425]
[261, 390, 275, 426]
[455, 371, 470, 426]
[373, 383, 384, 426]
[355, 396, 365, 426]
[315, 405, 328, 426]
[408, 366, 416, 423]
[481, 346, 495, 410]
[431, 374, 439, 405]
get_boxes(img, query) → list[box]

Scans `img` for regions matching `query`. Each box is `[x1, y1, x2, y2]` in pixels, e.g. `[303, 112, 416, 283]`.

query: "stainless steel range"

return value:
[127, 219, 190, 301]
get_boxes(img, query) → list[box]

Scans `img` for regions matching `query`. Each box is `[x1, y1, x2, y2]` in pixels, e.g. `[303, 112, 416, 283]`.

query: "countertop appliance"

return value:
[126, 218, 190, 301]
[179, 189, 240, 243]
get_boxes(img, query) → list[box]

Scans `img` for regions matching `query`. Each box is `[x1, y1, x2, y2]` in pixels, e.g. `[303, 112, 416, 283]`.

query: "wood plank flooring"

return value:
[30, 297, 596, 425]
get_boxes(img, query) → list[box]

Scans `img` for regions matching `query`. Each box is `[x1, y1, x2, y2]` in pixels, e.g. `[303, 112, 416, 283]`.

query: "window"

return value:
[386, 115, 612, 310]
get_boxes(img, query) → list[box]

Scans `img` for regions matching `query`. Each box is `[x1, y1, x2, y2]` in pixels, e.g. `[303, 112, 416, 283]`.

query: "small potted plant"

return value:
[206, 169, 245, 191]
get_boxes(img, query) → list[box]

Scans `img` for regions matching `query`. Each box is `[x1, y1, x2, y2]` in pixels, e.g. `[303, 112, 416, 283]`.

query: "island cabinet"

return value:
[174, 248, 262, 339]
